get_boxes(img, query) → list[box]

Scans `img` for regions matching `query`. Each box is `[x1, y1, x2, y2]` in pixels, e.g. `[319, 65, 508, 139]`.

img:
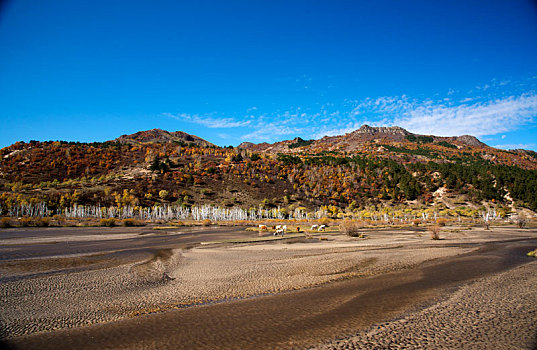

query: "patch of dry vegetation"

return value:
[122, 218, 145, 227]
[428, 225, 441, 240]
[339, 220, 365, 237]
[516, 214, 528, 228]
[99, 218, 117, 227]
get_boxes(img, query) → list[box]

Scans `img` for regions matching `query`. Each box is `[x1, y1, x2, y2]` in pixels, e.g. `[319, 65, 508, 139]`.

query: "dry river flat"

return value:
[0, 224, 536, 349]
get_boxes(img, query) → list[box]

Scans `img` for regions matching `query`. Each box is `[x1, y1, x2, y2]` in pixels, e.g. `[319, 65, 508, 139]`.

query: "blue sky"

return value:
[1, 0, 537, 150]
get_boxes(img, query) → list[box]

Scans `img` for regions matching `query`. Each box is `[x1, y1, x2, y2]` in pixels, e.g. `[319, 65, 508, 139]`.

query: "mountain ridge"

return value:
[237, 124, 487, 153]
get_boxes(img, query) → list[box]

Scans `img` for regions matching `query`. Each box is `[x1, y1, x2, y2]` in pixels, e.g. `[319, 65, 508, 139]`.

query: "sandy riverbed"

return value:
[1, 225, 536, 349]
[313, 261, 537, 350]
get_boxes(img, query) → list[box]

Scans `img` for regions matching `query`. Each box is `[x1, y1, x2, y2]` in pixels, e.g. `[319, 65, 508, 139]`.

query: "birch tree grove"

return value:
[7, 203, 51, 217]
[0, 201, 504, 225]
[60, 204, 309, 221]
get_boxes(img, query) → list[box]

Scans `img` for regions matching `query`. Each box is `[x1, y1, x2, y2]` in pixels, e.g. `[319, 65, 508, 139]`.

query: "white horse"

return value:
[318, 224, 326, 231]
[311, 224, 318, 230]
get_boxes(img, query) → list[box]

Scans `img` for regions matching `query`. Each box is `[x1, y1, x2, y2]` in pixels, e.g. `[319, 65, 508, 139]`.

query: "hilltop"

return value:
[116, 129, 215, 147]
[1, 126, 536, 218]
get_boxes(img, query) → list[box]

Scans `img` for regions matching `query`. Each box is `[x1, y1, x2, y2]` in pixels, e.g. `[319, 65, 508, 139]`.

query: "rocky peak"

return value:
[352, 125, 410, 136]
[455, 135, 486, 147]
[237, 142, 256, 149]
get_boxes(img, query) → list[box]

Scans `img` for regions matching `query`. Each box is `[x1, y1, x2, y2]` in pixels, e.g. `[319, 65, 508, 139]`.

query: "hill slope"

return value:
[1, 126, 536, 216]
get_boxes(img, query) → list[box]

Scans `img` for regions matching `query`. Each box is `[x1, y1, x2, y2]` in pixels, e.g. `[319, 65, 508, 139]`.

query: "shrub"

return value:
[100, 218, 116, 227]
[339, 220, 364, 237]
[36, 217, 50, 227]
[527, 249, 537, 257]
[53, 214, 64, 224]
[412, 219, 421, 226]
[428, 225, 441, 240]
[19, 217, 32, 227]
[202, 219, 212, 226]
[123, 218, 145, 227]
[0, 217, 11, 228]
[515, 214, 527, 229]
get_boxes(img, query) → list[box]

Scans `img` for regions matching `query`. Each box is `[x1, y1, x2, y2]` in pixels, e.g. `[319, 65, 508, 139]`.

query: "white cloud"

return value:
[164, 113, 251, 128]
[237, 91, 537, 143]
[348, 93, 537, 137]
[460, 97, 474, 103]
[492, 143, 536, 150]
[163, 82, 537, 145]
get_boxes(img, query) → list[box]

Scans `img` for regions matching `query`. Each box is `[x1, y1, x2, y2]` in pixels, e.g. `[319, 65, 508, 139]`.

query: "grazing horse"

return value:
[318, 224, 326, 231]
[258, 224, 268, 230]
[311, 224, 319, 230]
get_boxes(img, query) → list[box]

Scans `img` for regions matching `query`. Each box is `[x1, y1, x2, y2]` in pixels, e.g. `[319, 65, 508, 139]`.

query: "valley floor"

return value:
[0, 224, 536, 349]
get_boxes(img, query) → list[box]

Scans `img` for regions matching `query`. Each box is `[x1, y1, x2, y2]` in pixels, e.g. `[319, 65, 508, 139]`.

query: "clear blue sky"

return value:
[1, 0, 537, 149]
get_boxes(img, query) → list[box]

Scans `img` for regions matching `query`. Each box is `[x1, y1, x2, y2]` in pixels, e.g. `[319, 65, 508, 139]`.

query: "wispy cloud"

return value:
[314, 121, 373, 139]
[164, 112, 251, 128]
[348, 93, 537, 137]
[492, 143, 536, 150]
[236, 91, 537, 143]
[163, 79, 537, 146]
[239, 107, 347, 141]
[241, 123, 304, 142]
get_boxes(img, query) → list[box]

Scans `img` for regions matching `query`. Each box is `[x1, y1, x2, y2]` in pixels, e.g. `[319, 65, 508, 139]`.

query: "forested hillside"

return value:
[1, 127, 536, 220]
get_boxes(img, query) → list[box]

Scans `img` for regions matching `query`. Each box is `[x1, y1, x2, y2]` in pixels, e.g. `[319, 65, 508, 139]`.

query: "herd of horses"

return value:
[257, 224, 326, 236]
